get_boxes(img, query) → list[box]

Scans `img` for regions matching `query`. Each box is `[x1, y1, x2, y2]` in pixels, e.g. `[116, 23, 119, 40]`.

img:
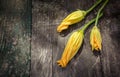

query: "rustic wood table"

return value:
[0, 0, 120, 77]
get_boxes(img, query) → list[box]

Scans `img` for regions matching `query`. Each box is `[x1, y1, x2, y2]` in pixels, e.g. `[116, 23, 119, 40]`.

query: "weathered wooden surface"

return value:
[32, 0, 120, 77]
[0, 0, 31, 77]
[0, 0, 120, 77]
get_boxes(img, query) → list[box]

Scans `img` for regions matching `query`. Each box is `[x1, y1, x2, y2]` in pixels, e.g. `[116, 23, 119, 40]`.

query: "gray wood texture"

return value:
[0, 0, 120, 77]
[32, 0, 120, 77]
[0, 0, 31, 77]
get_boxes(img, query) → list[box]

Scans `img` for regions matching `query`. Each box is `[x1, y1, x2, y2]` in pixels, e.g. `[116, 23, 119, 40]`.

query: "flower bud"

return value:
[57, 10, 86, 32]
[57, 30, 84, 67]
[90, 26, 102, 51]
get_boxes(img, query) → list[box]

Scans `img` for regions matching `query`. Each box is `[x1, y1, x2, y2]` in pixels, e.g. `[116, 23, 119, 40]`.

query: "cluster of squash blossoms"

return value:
[56, 0, 109, 68]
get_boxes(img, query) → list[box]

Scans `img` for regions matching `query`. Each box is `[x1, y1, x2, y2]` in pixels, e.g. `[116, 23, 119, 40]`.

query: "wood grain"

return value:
[0, 0, 120, 77]
[32, 0, 120, 77]
[0, 0, 31, 77]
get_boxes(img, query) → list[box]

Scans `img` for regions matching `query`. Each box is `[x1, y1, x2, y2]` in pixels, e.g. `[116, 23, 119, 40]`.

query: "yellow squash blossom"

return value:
[57, 10, 86, 32]
[57, 0, 103, 32]
[90, 26, 102, 51]
[57, 30, 84, 67]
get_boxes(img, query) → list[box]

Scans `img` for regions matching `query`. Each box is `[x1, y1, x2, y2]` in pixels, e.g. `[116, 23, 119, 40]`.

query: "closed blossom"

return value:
[57, 30, 84, 67]
[57, 10, 86, 32]
[90, 26, 102, 51]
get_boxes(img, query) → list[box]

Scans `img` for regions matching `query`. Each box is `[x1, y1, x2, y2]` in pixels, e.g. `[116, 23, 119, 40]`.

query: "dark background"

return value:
[0, 0, 120, 77]
[0, 0, 31, 77]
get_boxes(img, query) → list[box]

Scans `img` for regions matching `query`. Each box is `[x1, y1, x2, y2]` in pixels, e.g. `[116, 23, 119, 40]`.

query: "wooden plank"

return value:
[31, 1, 53, 77]
[0, 0, 31, 77]
[32, 0, 120, 77]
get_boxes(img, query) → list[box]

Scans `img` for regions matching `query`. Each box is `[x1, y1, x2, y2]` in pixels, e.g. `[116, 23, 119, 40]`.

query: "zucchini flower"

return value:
[90, 26, 102, 51]
[90, 0, 109, 51]
[57, 0, 102, 32]
[57, 10, 86, 32]
[57, 13, 103, 68]
[57, 30, 84, 67]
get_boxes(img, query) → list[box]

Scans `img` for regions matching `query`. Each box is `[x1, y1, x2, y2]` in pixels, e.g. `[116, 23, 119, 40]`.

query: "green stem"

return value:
[86, 0, 102, 14]
[81, 13, 103, 32]
[95, 0, 109, 26]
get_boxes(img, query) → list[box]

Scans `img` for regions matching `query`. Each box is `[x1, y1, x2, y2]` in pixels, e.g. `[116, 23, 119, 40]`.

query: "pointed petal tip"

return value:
[56, 60, 67, 68]
[57, 29, 62, 32]
[57, 24, 69, 32]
